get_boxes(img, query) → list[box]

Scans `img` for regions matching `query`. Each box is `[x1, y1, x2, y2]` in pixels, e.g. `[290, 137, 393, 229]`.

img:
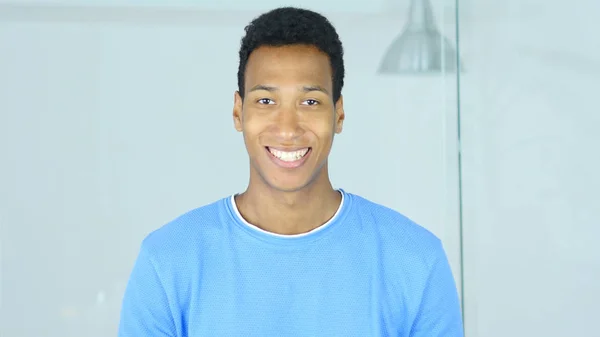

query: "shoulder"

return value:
[139, 196, 231, 264]
[346, 192, 444, 262]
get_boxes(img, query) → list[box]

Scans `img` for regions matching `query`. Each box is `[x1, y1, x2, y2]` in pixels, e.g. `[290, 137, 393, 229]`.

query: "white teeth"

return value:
[268, 148, 309, 162]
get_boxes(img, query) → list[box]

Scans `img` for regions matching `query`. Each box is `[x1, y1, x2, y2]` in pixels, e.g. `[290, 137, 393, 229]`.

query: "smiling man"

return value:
[118, 7, 464, 337]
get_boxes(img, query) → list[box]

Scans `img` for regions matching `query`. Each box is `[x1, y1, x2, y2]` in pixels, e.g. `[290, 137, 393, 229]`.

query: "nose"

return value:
[273, 105, 304, 140]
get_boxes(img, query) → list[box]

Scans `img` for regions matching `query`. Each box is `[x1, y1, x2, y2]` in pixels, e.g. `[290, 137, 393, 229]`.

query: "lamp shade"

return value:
[378, 0, 460, 74]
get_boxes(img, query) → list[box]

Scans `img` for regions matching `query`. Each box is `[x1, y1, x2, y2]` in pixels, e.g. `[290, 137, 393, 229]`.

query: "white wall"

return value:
[0, 2, 461, 336]
[0, 0, 386, 13]
[460, 0, 600, 336]
[2, 1, 598, 336]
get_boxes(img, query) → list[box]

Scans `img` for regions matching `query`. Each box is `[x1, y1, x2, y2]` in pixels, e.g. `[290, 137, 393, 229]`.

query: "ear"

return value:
[334, 95, 345, 134]
[233, 91, 243, 132]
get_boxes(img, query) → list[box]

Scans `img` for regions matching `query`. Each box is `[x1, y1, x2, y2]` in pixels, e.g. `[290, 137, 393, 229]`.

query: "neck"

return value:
[235, 168, 342, 235]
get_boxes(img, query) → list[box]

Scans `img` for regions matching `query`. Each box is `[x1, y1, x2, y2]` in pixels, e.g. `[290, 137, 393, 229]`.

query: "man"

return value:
[118, 7, 463, 337]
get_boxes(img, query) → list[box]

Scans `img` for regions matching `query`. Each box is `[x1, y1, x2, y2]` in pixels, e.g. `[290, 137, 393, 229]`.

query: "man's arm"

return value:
[118, 244, 177, 337]
[410, 244, 464, 337]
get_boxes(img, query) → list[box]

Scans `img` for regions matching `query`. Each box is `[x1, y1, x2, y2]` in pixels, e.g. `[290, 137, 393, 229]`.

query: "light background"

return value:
[0, 0, 598, 336]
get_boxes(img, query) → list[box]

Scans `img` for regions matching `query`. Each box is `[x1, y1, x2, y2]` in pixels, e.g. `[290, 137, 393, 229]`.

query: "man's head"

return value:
[233, 7, 345, 193]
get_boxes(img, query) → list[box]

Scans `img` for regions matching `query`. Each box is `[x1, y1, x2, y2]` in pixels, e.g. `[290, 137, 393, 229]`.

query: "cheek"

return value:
[241, 115, 264, 136]
[241, 120, 269, 150]
[310, 118, 336, 138]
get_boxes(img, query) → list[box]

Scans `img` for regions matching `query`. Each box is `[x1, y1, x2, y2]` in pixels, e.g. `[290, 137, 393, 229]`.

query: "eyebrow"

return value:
[248, 84, 330, 95]
[248, 85, 277, 92]
[302, 85, 329, 95]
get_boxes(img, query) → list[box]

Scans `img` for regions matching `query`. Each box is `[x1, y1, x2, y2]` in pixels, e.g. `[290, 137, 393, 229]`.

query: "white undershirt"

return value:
[229, 190, 345, 238]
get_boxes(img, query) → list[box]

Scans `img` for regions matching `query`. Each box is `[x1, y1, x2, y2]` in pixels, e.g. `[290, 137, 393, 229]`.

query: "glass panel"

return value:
[459, 0, 600, 336]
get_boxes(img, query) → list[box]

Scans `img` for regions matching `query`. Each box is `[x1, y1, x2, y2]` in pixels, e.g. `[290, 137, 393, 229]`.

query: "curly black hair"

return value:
[237, 7, 345, 103]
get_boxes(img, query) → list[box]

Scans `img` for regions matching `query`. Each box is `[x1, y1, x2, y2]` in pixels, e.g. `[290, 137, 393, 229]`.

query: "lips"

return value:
[266, 146, 312, 168]
[267, 147, 310, 161]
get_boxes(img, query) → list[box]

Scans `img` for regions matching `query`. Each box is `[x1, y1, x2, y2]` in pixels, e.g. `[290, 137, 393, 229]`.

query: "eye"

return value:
[302, 99, 319, 106]
[257, 98, 275, 105]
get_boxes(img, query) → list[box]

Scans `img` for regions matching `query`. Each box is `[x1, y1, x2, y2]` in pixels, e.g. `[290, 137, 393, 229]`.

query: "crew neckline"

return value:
[225, 189, 351, 245]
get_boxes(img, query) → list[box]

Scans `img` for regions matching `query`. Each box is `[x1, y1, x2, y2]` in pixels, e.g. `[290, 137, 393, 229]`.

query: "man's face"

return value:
[233, 44, 344, 193]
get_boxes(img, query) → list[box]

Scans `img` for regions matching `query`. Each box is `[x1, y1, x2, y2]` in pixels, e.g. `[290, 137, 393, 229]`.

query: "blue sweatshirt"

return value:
[119, 190, 463, 336]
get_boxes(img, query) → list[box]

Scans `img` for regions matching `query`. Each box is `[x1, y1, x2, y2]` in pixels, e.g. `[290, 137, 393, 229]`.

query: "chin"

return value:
[265, 179, 312, 193]
[250, 158, 325, 193]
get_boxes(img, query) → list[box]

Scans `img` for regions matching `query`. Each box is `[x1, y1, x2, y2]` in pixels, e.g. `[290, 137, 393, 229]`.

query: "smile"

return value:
[266, 147, 312, 168]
